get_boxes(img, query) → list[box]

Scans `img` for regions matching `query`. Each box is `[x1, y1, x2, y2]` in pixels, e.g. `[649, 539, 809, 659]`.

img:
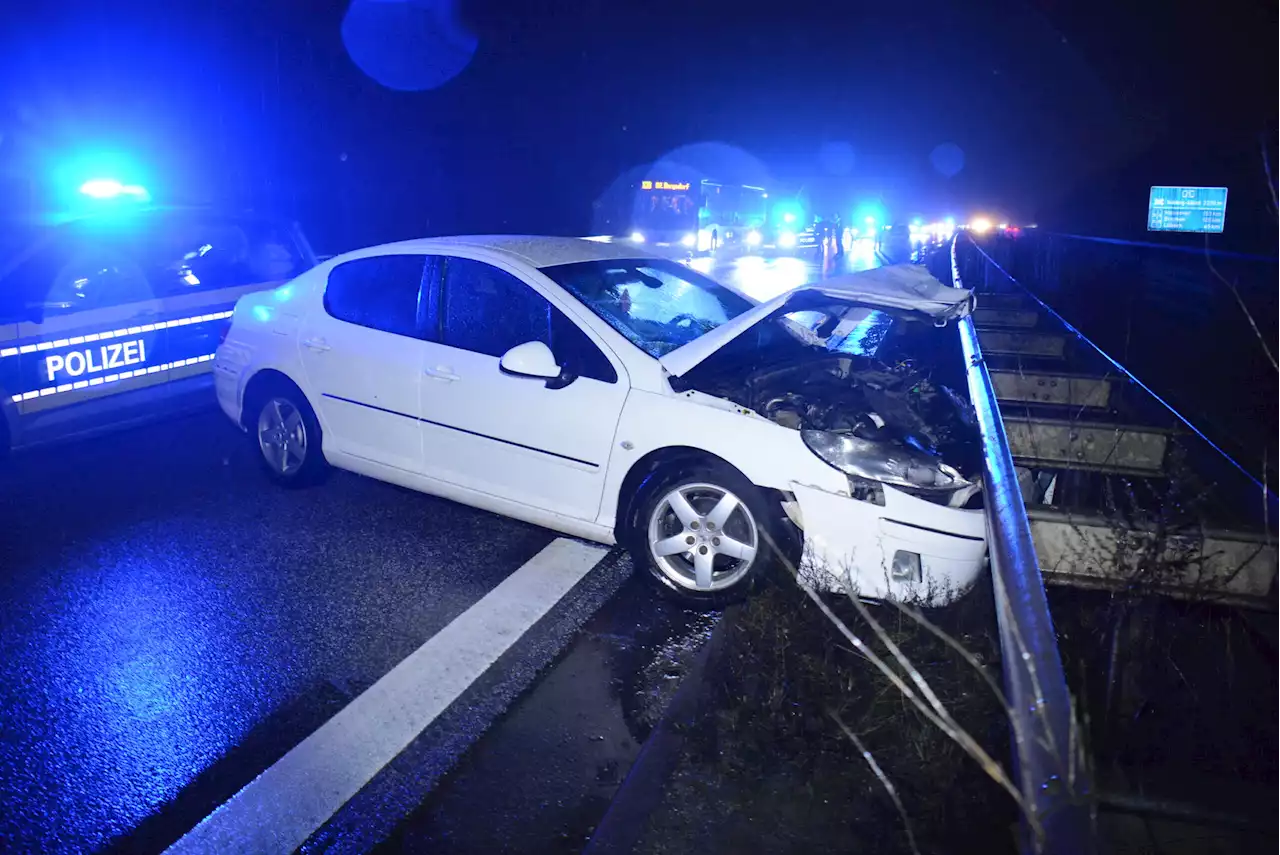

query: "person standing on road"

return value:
[833, 214, 844, 256]
[711, 227, 719, 251]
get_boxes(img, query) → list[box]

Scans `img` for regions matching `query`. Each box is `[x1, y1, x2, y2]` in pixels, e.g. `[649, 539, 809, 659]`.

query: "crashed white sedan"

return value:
[214, 236, 986, 606]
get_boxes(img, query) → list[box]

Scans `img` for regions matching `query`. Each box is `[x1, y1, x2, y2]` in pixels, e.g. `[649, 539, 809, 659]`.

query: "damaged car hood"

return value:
[658, 263, 974, 378]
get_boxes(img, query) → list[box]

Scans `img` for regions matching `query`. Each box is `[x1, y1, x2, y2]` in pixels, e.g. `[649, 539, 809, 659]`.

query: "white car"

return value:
[214, 236, 987, 606]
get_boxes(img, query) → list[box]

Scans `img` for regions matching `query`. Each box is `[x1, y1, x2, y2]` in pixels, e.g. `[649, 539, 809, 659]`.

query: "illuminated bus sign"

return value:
[1148, 186, 1228, 233]
[641, 181, 691, 191]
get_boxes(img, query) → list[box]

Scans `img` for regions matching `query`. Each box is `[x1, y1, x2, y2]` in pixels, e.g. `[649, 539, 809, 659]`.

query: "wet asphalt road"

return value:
[0, 242, 878, 853]
[0, 411, 560, 853]
[692, 238, 881, 301]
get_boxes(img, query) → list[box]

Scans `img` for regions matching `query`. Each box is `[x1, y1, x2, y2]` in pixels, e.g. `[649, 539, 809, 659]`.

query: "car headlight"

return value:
[745, 229, 762, 246]
[680, 232, 696, 247]
[778, 231, 797, 248]
[630, 231, 645, 243]
[801, 429, 969, 491]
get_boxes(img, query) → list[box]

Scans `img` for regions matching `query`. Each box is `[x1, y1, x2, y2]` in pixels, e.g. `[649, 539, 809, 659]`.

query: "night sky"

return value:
[0, 0, 1274, 251]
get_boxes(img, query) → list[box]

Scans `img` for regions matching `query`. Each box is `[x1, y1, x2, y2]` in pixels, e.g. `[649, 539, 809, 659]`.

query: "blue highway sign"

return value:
[1148, 186, 1228, 233]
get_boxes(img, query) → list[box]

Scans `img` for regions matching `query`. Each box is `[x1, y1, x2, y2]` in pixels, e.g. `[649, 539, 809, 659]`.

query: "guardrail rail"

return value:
[949, 235, 1095, 855]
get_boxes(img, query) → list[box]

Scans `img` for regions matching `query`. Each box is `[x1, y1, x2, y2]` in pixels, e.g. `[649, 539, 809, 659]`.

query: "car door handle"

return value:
[303, 337, 331, 352]
[424, 365, 460, 382]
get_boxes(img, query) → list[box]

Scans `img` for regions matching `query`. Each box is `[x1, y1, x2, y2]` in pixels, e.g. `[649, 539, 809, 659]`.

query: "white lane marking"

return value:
[165, 537, 609, 855]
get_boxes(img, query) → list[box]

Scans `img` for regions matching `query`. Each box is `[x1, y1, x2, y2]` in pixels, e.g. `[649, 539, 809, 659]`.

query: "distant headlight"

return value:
[801, 430, 970, 491]
[745, 230, 762, 246]
[630, 231, 645, 243]
[778, 231, 797, 248]
[680, 232, 696, 247]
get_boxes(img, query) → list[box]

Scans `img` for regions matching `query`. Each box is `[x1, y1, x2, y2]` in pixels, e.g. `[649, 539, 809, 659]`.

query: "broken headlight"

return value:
[800, 429, 971, 492]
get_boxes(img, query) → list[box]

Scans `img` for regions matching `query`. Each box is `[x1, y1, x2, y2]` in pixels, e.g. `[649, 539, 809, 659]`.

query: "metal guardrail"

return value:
[949, 236, 1094, 854]
[984, 231, 1278, 485]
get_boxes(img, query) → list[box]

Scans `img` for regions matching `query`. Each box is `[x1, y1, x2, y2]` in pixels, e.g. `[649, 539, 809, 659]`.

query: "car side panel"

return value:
[597, 388, 849, 530]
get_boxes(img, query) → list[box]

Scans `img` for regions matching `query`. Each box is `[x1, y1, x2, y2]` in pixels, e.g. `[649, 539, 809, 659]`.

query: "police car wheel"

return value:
[252, 390, 325, 486]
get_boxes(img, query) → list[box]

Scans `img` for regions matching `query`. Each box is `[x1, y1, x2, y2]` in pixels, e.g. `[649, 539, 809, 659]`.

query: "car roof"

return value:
[362, 235, 666, 269]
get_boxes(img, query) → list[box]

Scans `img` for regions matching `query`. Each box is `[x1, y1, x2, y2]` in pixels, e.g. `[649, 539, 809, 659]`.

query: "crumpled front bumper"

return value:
[788, 480, 988, 606]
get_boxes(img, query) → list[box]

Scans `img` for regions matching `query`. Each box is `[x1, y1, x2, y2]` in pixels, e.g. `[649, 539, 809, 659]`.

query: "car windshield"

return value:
[683, 293, 965, 387]
[539, 257, 755, 357]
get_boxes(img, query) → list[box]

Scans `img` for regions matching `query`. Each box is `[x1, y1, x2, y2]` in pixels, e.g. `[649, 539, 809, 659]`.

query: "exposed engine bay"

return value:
[670, 298, 984, 507]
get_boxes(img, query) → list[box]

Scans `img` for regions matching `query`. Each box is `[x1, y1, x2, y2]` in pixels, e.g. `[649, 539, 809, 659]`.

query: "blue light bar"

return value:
[79, 178, 151, 202]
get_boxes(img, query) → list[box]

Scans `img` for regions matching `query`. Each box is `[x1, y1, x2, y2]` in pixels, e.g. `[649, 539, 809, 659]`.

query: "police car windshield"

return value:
[541, 258, 754, 358]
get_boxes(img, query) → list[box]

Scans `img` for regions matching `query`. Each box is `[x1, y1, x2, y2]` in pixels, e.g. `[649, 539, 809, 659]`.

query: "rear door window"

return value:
[324, 255, 429, 338]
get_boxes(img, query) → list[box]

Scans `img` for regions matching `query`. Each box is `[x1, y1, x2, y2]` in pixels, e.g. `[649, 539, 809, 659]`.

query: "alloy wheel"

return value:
[257, 397, 307, 476]
[646, 482, 759, 591]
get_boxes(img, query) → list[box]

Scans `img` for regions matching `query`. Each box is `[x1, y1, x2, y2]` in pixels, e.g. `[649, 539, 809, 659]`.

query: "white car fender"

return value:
[214, 286, 313, 425]
[598, 387, 849, 528]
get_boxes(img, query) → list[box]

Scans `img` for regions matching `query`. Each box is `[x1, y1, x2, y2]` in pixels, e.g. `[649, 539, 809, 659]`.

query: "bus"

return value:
[627, 179, 701, 248]
[701, 182, 768, 248]
[626, 179, 773, 251]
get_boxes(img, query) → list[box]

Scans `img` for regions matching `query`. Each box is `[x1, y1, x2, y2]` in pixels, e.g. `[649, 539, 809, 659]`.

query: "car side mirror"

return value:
[499, 341, 577, 389]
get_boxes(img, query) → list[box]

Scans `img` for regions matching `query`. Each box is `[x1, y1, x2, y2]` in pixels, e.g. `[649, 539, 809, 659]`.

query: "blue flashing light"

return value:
[771, 198, 805, 227]
[80, 179, 124, 198]
[79, 178, 151, 202]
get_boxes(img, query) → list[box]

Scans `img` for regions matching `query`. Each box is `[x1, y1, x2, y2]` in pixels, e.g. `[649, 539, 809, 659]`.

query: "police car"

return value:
[0, 205, 316, 454]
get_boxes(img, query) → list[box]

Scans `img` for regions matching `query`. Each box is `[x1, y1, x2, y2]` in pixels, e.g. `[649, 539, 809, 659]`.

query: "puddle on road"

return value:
[377, 576, 719, 854]
[614, 612, 718, 741]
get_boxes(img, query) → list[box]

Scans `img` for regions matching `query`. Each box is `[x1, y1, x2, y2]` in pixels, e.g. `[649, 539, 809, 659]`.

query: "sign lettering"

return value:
[46, 338, 147, 381]
[1147, 186, 1228, 233]
[641, 180, 690, 192]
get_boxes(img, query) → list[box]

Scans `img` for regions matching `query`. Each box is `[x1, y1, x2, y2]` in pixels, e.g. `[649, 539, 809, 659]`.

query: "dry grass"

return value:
[664, 576, 1019, 855]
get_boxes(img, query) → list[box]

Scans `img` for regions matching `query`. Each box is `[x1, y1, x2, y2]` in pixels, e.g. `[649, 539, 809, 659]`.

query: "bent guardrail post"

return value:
[949, 236, 1094, 854]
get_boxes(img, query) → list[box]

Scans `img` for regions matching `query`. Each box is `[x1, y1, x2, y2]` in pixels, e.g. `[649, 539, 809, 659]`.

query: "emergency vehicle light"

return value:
[79, 179, 151, 202]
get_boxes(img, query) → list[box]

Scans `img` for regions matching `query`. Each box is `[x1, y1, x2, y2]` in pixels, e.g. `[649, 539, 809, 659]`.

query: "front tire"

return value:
[249, 382, 326, 487]
[630, 464, 790, 607]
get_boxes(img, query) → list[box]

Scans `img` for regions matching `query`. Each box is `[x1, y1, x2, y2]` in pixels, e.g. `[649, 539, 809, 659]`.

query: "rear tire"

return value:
[628, 463, 793, 608]
[246, 379, 327, 487]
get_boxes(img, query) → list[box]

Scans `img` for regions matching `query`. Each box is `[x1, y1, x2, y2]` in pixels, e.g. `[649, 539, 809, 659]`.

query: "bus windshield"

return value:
[633, 190, 698, 232]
